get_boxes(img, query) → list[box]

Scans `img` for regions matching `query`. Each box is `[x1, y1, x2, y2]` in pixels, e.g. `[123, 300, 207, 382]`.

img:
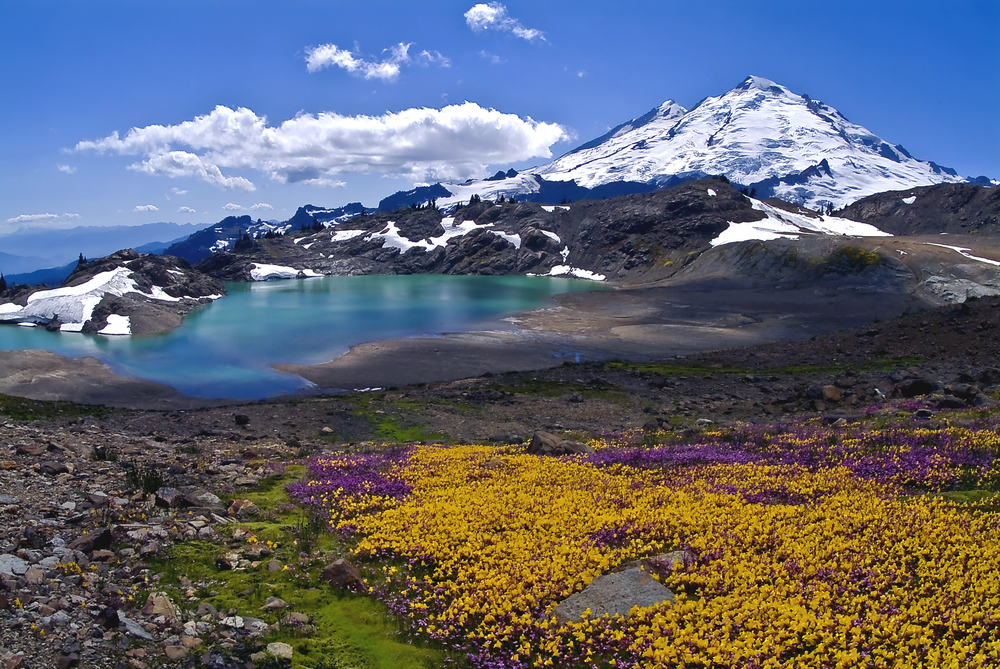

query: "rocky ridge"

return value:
[0, 250, 225, 336]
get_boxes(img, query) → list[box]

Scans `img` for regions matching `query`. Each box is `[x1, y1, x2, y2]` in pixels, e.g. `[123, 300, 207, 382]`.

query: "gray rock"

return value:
[183, 490, 222, 507]
[155, 488, 185, 508]
[527, 431, 593, 456]
[552, 568, 674, 624]
[118, 612, 153, 640]
[0, 554, 29, 576]
[267, 642, 294, 660]
[0, 494, 20, 505]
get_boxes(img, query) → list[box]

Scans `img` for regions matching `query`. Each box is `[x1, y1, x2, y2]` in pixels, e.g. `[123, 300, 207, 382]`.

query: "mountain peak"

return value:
[736, 75, 785, 95]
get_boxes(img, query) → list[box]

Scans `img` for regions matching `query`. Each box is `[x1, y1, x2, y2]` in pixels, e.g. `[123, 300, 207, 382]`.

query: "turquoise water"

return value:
[0, 275, 604, 399]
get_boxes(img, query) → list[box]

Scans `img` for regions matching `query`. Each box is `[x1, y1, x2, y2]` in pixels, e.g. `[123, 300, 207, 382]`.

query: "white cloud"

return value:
[6, 213, 59, 223]
[57, 164, 76, 174]
[4, 212, 81, 224]
[178, 206, 197, 214]
[222, 203, 244, 211]
[171, 187, 188, 195]
[75, 103, 568, 187]
[305, 42, 406, 82]
[250, 203, 274, 211]
[465, 3, 545, 42]
[418, 50, 450, 68]
[133, 204, 159, 212]
[480, 50, 504, 64]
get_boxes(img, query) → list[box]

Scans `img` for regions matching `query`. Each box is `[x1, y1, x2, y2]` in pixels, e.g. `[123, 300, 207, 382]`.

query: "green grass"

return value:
[0, 392, 113, 421]
[150, 467, 446, 669]
[343, 395, 450, 443]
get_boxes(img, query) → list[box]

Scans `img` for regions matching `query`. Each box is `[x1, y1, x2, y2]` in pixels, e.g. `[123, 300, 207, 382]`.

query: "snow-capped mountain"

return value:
[428, 76, 968, 211]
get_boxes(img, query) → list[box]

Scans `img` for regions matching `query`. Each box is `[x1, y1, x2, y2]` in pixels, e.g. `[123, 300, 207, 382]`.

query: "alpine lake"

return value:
[0, 275, 606, 400]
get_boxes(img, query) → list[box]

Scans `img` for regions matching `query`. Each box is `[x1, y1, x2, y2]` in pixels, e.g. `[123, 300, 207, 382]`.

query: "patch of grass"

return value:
[0, 393, 113, 421]
[150, 467, 445, 669]
[124, 463, 164, 494]
[812, 245, 883, 275]
[344, 396, 450, 443]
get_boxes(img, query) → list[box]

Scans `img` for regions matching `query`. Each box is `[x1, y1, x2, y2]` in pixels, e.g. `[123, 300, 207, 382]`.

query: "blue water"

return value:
[0, 275, 604, 399]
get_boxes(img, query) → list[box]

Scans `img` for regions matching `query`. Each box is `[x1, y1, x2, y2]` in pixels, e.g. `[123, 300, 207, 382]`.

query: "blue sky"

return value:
[1, 0, 997, 233]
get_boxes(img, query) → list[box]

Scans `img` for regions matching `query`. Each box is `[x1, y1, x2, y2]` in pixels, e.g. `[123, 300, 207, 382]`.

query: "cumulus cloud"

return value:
[171, 187, 188, 195]
[133, 204, 159, 212]
[75, 103, 568, 188]
[465, 3, 545, 41]
[5, 212, 80, 224]
[250, 203, 274, 211]
[306, 42, 401, 82]
[222, 203, 244, 211]
[57, 164, 76, 174]
[178, 206, 197, 214]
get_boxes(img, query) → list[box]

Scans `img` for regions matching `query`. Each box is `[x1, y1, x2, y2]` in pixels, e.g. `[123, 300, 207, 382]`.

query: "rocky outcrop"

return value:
[0, 249, 225, 336]
[195, 179, 766, 284]
[838, 183, 1000, 235]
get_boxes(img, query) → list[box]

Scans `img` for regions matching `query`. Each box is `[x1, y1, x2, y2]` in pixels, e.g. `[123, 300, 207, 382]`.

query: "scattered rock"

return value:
[233, 414, 250, 426]
[260, 597, 288, 610]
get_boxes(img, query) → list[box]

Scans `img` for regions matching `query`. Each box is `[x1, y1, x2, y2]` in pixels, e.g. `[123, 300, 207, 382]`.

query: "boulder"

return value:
[0, 554, 28, 576]
[67, 528, 112, 554]
[38, 461, 69, 476]
[527, 431, 593, 456]
[141, 592, 180, 620]
[821, 385, 842, 402]
[320, 558, 366, 591]
[227, 499, 260, 517]
[182, 490, 222, 508]
[267, 642, 294, 660]
[552, 568, 674, 624]
[899, 377, 940, 398]
[155, 487, 185, 508]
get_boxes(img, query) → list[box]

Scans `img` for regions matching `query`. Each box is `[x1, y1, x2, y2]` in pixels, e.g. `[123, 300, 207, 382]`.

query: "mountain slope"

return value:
[395, 76, 969, 211]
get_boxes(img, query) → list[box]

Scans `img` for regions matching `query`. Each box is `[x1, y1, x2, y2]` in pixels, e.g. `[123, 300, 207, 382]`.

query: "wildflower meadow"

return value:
[288, 410, 1000, 668]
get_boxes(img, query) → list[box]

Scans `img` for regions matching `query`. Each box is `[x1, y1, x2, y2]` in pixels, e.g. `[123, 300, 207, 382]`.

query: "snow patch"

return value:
[99, 314, 131, 335]
[541, 230, 561, 243]
[365, 218, 520, 253]
[331, 230, 366, 243]
[544, 265, 606, 281]
[902, 196, 916, 205]
[560, 246, 570, 262]
[249, 263, 322, 281]
[926, 244, 1000, 267]
[711, 199, 891, 247]
[541, 205, 571, 212]
[302, 242, 315, 250]
[707, 189, 716, 197]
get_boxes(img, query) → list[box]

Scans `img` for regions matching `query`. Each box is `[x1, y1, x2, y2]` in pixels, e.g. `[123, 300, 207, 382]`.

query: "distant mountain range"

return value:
[0, 222, 203, 279]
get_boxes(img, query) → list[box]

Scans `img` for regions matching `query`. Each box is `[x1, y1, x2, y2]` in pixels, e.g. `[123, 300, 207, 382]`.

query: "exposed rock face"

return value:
[196, 179, 765, 284]
[838, 183, 1000, 235]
